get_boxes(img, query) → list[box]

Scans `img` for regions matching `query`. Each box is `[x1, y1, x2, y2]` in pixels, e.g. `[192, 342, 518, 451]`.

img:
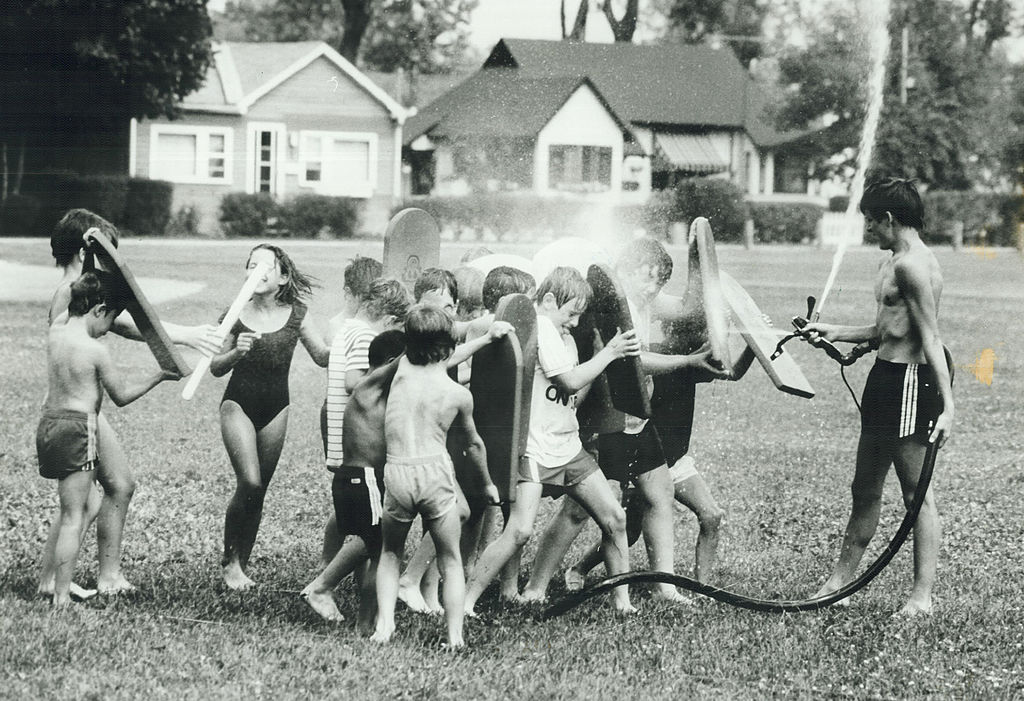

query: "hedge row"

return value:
[0, 174, 173, 237]
[219, 193, 362, 239]
[921, 190, 1022, 247]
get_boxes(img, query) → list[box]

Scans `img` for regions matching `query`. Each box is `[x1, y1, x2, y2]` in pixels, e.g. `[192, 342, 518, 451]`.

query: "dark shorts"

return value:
[861, 359, 942, 440]
[36, 410, 98, 480]
[331, 466, 384, 555]
[650, 368, 697, 467]
[598, 422, 667, 485]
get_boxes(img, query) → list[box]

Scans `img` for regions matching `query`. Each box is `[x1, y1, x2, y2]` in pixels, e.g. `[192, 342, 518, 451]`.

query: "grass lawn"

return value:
[1, 237, 1022, 699]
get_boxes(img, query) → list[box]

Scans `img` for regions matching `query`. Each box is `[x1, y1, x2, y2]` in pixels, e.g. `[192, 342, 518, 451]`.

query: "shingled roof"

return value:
[480, 39, 801, 147]
[404, 69, 631, 145]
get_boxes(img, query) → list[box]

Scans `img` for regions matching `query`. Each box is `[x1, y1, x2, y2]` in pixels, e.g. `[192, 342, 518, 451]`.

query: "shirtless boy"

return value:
[302, 330, 407, 629]
[39, 209, 219, 599]
[38, 271, 178, 606]
[463, 267, 639, 616]
[806, 178, 953, 616]
[373, 305, 500, 647]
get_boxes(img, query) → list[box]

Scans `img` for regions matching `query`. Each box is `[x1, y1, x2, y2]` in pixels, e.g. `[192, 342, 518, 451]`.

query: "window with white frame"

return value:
[299, 131, 377, 198]
[149, 125, 232, 184]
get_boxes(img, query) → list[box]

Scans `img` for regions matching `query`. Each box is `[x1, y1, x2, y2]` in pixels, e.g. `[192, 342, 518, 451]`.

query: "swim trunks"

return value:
[598, 422, 668, 485]
[518, 448, 599, 491]
[382, 453, 457, 523]
[221, 303, 306, 430]
[861, 358, 942, 439]
[332, 465, 384, 555]
[36, 409, 97, 480]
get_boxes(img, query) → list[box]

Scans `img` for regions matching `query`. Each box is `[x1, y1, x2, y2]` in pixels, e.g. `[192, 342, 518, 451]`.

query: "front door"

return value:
[248, 123, 285, 196]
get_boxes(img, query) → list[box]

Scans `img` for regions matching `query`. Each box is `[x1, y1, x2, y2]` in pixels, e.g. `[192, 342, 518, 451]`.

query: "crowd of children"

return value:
[33, 177, 949, 647]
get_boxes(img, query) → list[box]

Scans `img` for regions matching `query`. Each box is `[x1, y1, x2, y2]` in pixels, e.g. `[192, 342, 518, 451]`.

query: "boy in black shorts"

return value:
[805, 178, 952, 616]
[302, 330, 407, 628]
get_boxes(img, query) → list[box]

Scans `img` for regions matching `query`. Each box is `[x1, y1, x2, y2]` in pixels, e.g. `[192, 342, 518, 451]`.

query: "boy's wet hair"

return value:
[51, 209, 119, 268]
[452, 266, 485, 319]
[248, 244, 318, 304]
[535, 267, 593, 309]
[344, 256, 383, 300]
[68, 271, 125, 316]
[364, 278, 413, 323]
[616, 237, 673, 285]
[368, 330, 406, 368]
[859, 178, 924, 230]
[404, 304, 456, 365]
[413, 267, 458, 304]
[482, 266, 536, 312]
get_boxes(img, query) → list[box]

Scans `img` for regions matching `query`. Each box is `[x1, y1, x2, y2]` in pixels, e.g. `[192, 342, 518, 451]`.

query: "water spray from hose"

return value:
[812, 0, 891, 321]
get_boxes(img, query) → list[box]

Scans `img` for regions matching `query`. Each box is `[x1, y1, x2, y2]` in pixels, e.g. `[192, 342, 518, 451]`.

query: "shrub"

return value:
[165, 205, 201, 238]
[828, 195, 850, 213]
[124, 178, 173, 236]
[219, 192, 277, 238]
[749, 201, 824, 244]
[0, 193, 42, 235]
[922, 190, 1017, 245]
[277, 194, 362, 238]
[658, 177, 749, 242]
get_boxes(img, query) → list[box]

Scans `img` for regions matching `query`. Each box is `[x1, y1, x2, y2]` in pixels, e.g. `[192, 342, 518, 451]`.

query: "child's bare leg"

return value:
[815, 433, 891, 602]
[39, 482, 101, 599]
[372, 514, 413, 642]
[522, 497, 588, 600]
[52, 471, 95, 607]
[632, 465, 685, 601]
[94, 414, 137, 594]
[357, 557, 379, 634]
[464, 482, 543, 615]
[398, 532, 436, 613]
[893, 440, 939, 615]
[567, 471, 634, 613]
[672, 471, 725, 583]
[425, 507, 467, 648]
[221, 405, 286, 589]
[321, 513, 342, 568]
[301, 538, 367, 622]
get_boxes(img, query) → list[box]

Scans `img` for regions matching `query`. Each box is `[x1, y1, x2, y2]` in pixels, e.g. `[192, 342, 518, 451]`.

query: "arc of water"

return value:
[812, 0, 892, 321]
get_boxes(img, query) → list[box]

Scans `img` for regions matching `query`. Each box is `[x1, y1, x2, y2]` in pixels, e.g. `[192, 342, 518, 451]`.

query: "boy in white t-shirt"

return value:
[463, 267, 641, 615]
[319, 279, 411, 565]
[523, 238, 729, 601]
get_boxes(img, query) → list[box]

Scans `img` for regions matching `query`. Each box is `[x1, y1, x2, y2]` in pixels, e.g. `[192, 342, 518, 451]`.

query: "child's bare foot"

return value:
[97, 576, 137, 595]
[51, 594, 73, 609]
[370, 620, 395, 643]
[563, 568, 585, 592]
[300, 585, 344, 622]
[223, 565, 255, 591]
[814, 581, 852, 607]
[651, 587, 693, 606]
[70, 582, 98, 601]
[895, 598, 933, 618]
[613, 600, 638, 615]
[38, 580, 97, 601]
[518, 589, 547, 604]
[445, 633, 465, 649]
[398, 583, 433, 613]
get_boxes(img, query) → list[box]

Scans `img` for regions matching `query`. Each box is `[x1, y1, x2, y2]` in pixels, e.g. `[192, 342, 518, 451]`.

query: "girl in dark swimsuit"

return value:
[211, 244, 330, 590]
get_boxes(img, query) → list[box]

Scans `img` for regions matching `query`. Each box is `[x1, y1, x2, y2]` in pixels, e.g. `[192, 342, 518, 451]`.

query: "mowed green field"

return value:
[1, 237, 1022, 699]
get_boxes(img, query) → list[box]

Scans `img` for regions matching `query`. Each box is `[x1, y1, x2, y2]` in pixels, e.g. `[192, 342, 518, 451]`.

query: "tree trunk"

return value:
[2, 142, 8, 202]
[602, 0, 638, 42]
[339, 0, 373, 63]
[14, 137, 24, 195]
[563, 0, 589, 41]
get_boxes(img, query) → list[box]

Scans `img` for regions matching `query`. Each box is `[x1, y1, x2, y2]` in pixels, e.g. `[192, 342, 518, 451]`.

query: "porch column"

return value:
[763, 152, 775, 195]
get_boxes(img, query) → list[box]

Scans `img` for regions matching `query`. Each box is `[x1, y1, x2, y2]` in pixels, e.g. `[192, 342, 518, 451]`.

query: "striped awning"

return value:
[654, 133, 729, 174]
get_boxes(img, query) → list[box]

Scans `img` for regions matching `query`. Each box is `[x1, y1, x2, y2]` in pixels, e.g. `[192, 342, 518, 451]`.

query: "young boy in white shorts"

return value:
[372, 305, 500, 648]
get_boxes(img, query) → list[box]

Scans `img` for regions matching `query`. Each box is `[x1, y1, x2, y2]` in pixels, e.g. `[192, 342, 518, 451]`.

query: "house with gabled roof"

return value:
[130, 41, 408, 234]
[404, 38, 815, 203]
